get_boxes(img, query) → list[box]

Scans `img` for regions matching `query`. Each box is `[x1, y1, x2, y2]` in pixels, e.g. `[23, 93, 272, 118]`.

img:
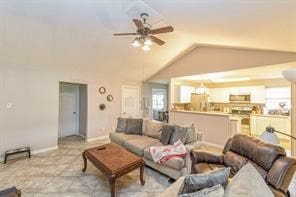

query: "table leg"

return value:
[140, 163, 145, 185]
[109, 175, 116, 197]
[82, 151, 87, 172]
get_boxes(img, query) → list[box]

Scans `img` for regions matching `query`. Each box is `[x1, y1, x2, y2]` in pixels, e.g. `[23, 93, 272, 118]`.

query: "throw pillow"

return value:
[185, 124, 197, 144]
[224, 163, 274, 197]
[178, 184, 224, 197]
[180, 167, 230, 194]
[125, 118, 143, 135]
[170, 125, 188, 145]
[160, 125, 175, 145]
[143, 119, 165, 139]
[115, 117, 127, 133]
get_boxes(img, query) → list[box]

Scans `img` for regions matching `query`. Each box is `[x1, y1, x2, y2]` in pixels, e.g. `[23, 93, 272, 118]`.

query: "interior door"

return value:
[59, 84, 79, 137]
[122, 86, 139, 118]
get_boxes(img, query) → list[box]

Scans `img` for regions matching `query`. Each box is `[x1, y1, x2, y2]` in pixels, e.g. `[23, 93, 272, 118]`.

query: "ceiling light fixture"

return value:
[142, 45, 150, 51]
[131, 38, 141, 47]
[282, 68, 296, 82]
[144, 38, 152, 46]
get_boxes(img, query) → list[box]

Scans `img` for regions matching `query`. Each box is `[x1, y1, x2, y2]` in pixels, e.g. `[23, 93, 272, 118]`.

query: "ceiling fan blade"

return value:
[150, 26, 174, 34]
[113, 33, 138, 36]
[149, 36, 165, 46]
[133, 19, 144, 29]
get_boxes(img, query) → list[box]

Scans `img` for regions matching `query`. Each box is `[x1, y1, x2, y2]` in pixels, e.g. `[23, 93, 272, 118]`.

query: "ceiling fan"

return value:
[113, 13, 174, 51]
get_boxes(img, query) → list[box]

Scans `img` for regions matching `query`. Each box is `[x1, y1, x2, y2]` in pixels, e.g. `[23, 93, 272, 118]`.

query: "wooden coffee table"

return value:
[82, 143, 145, 197]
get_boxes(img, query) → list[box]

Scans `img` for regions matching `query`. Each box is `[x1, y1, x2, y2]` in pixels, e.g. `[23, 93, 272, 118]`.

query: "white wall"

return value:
[0, 9, 141, 159]
[150, 45, 296, 80]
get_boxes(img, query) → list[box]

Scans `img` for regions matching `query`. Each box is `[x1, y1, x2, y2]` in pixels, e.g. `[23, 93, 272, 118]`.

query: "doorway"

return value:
[58, 82, 87, 138]
[122, 85, 140, 118]
[152, 88, 168, 121]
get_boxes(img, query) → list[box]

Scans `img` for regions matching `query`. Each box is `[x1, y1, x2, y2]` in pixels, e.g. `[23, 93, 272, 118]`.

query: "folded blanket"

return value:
[149, 140, 187, 164]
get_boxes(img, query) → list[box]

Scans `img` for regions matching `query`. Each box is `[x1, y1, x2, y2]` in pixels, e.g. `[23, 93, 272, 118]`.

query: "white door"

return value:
[59, 84, 79, 137]
[122, 86, 139, 118]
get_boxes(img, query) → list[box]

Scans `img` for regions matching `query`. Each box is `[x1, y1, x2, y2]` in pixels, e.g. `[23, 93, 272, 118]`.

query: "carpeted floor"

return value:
[0, 136, 295, 197]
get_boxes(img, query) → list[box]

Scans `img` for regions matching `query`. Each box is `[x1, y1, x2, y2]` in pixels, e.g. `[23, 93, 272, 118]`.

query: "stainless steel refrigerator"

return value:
[187, 93, 209, 111]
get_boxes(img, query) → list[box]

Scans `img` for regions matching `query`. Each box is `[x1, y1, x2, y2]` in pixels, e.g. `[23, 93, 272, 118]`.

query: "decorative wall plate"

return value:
[99, 104, 106, 110]
[99, 87, 106, 94]
[107, 95, 113, 102]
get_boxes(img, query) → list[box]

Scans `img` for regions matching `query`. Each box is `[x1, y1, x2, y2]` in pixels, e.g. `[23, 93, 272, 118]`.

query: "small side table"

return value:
[4, 147, 31, 164]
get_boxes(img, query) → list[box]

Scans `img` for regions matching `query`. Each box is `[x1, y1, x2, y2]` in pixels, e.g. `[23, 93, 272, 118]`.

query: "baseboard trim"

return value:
[31, 146, 58, 155]
[86, 135, 109, 142]
[0, 145, 58, 163]
[202, 141, 224, 149]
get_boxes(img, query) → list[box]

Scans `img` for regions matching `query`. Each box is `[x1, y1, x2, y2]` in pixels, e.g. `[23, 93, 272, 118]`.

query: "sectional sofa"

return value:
[109, 118, 203, 180]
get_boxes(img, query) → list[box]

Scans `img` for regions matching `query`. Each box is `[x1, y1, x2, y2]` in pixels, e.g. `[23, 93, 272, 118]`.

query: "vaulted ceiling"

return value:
[0, 0, 295, 82]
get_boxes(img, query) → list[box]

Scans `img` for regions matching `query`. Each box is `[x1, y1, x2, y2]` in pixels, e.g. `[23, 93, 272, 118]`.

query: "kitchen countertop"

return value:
[170, 110, 231, 117]
[250, 114, 291, 118]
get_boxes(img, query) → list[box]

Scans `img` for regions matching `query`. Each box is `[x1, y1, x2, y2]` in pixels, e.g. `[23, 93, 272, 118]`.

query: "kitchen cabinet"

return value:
[250, 86, 265, 103]
[250, 115, 291, 140]
[208, 88, 229, 103]
[208, 86, 265, 104]
[171, 85, 196, 103]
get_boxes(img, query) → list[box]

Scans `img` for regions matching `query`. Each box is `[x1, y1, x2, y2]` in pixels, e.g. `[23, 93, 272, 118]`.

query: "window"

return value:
[152, 94, 165, 110]
[265, 87, 291, 110]
[152, 88, 167, 110]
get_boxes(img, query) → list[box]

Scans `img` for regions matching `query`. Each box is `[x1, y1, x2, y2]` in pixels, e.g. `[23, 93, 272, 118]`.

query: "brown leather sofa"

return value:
[191, 134, 296, 197]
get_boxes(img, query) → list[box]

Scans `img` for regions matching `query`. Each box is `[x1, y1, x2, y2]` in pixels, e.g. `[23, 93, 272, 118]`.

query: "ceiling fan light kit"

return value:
[114, 13, 174, 51]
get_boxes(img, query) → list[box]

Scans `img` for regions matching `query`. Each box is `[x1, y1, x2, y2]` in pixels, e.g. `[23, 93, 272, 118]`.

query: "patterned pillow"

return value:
[125, 118, 143, 135]
[178, 184, 224, 197]
[115, 117, 127, 132]
[180, 167, 230, 194]
[185, 124, 197, 144]
[160, 125, 175, 145]
[170, 125, 188, 144]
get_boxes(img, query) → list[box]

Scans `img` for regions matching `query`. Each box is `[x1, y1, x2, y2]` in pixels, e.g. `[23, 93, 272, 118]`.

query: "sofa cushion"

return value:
[180, 167, 230, 194]
[144, 142, 185, 170]
[124, 135, 159, 156]
[224, 151, 248, 175]
[125, 118, 143, 135]
[109, 132, 137, 146]
[160, 125, 175, 145]
[143, 119, 165, 139]
[115, 117, 127, 133]
[224, 163, 274, 197]
[178, 184, 224, 197]
[170, 125, 188, 145]
[230, 134, 286, 171]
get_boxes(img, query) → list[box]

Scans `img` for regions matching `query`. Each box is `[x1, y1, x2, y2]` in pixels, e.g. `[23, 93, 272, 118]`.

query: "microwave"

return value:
[229, 94, 251, 103]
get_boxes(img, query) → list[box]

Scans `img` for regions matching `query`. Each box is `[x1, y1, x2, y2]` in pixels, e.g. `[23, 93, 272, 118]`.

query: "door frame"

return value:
[121, 85, 140, 118]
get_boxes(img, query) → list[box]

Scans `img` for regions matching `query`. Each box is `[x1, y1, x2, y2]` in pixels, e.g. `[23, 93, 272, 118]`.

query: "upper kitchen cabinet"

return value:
[250, 86, 265, 104]
[180, 85, 196, 103]
[208, 88, 229, 103]
[171, 84, 196, 103]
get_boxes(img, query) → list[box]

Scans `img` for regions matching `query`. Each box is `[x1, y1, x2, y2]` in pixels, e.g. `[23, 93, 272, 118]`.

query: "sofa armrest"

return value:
[267, 156, 296, 194]
[191, 150, 224, 165]
[184, 141, 202, 174]
[159, 176, 185, 197]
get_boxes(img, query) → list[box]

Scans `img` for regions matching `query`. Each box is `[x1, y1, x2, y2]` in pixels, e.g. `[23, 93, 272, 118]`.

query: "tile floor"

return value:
[0, 136, 295, 197]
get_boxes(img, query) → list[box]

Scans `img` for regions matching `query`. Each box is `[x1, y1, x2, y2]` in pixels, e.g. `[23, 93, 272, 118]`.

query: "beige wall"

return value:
[0, 12, 142, 159]
[150, 45, 296, 80]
